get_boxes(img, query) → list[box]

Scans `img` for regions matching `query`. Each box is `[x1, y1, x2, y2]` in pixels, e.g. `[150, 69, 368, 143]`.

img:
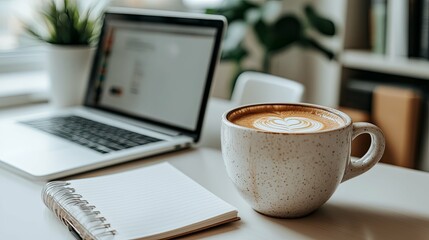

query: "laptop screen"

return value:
[85, 9, 225, 140]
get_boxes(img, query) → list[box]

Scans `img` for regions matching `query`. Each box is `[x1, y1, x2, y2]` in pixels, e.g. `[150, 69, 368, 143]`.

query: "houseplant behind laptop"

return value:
[25, 0, 102, 108]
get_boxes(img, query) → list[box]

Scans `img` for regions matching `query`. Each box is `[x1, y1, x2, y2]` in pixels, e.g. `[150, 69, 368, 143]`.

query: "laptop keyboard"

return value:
[21, 116, 162, 154]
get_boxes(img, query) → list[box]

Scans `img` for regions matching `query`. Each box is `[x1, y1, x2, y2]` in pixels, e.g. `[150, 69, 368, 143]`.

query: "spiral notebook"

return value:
[42, 163, 239, 240]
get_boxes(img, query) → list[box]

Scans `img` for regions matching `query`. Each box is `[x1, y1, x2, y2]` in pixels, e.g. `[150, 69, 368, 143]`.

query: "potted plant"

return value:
[25, 0, 101, 107]
[206, 0, 336, 95]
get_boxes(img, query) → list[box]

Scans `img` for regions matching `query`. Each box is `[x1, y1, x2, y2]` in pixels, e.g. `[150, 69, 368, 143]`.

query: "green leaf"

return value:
[299, 36, 335, 60]
[269, 15, 302, 51]
[23, 0, 101, 45]
[253, 20, 270, 48]
[253, 15, 302, 52]
[304, 5, 336, 36]
[24, 26, 44, 41]
[221, 44, 248, 62]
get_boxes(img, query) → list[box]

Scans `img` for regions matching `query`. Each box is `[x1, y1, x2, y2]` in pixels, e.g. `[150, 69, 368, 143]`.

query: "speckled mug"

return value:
[221, 103, 385, 218]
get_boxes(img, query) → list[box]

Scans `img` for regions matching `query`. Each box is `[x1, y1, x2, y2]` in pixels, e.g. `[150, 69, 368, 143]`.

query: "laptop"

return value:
[0, 8, 226, 180]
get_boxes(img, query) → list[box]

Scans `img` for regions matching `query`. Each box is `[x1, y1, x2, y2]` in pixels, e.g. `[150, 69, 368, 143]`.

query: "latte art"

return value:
[253, 116, 324, 133]
[228, 104, 345, 133]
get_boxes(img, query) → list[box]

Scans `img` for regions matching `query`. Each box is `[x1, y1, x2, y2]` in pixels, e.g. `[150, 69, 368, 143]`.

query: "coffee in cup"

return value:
[228, 104, 344, 133]
[221, 103, 385, 218]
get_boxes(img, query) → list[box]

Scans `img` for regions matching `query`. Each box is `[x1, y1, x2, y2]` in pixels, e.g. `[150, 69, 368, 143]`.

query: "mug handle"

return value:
[341, 122, 385, 182]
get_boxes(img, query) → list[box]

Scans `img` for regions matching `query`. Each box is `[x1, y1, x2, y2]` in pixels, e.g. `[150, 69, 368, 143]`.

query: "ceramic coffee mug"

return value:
[221, 103, 385, 218]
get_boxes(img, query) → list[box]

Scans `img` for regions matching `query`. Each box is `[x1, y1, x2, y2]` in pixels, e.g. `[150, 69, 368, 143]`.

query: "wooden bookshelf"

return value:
[341, 50, 429, 79]
[339, 0, 429, 171]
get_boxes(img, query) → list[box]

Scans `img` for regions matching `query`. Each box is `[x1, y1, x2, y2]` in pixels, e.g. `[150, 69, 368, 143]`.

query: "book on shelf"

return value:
[368, 0, 429, 59]
[408, 0, 422, 58]
[369, 0, 387, 54]
[42, 163, 239, 240]
[386, 0, 408, 57]
[420, 0, 429, 59]
[418, 98, 429, 171]
[372, 86, 422, 168]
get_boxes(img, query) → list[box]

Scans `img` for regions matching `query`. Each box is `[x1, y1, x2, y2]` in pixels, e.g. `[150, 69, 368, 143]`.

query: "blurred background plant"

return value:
[24, 0, 101, 45]
[206, 0, 337, 93]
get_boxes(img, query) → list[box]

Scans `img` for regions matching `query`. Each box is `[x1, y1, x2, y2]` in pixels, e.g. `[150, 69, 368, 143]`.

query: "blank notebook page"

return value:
[68, 163, 237, 239]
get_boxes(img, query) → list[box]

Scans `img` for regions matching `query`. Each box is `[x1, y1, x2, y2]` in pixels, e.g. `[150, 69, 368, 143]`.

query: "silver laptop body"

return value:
[0, 8, 226, 180]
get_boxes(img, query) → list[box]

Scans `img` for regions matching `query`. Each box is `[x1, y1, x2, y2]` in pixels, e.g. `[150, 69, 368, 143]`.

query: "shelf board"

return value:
[341, 50, 429, 79]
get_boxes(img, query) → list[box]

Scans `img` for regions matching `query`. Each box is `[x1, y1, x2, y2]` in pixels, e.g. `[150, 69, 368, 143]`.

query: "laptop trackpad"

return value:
[0, 122, 101, 177]
[0, 121, 70, 155]
[6, 146, 99, 178]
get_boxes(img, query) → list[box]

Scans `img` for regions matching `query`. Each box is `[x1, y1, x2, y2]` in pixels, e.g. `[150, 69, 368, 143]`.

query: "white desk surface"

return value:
[1, 104, 429, 239]
[2, 147, 429, 240]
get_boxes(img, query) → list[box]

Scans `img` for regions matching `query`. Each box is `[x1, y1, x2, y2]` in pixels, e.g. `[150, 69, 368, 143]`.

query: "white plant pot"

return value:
[47, 45, 95, 108]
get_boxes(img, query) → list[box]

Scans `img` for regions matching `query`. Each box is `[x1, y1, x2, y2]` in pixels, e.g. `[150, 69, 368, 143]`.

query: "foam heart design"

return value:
[253, 116, 324, 133]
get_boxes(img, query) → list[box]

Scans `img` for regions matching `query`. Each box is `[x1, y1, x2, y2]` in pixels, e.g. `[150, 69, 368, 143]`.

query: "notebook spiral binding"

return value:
[42, 181, 117, 240]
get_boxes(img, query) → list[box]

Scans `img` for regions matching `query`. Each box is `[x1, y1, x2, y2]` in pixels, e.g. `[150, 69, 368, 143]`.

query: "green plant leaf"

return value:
[221, 44, 248, 62]
[204, 1, 337, 69]
[24, 26, 45, 42]
[269, 15, 302, 51]
[78, 11, 90, 43]
[304, 5, 336, 36]
[299, 36, 335, 60]
[24, 0, 101, 45]
[253, 15, 302, 53]
[253, 20, 270, 48]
